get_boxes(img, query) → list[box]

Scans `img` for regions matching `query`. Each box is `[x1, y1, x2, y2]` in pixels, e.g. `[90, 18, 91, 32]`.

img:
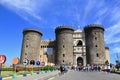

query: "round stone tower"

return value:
[105, 46, 110, 64]
[20, 28, 42, 64]
[84, 24, 105, 65]
[55, 26, 74, 65]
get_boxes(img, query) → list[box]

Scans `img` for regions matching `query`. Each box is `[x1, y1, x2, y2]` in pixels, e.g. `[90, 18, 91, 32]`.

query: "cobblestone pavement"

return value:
[52, 70, 120, 80]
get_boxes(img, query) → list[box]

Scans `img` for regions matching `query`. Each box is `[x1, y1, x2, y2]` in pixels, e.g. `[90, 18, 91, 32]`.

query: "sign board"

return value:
[36, 61, 40, 66]
[0, 55, 6, 64]
[12, 57, 19, 65]
[30, 60, 35, 65]
[23, 59, 29, 66]
[41, 62, 45, 66]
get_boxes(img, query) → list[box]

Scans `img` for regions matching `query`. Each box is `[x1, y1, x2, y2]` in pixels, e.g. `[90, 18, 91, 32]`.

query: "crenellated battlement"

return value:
[84, 24, 104, 31]
[20, 24, 110, 65]
[41, 40, 55, 48]
[23, 28, 43, 35]
[55, 25, 74, 34]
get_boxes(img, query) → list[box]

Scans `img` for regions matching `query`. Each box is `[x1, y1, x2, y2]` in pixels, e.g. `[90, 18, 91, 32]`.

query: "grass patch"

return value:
[1, 71, 35, 78]
[0, 66, 57, 78]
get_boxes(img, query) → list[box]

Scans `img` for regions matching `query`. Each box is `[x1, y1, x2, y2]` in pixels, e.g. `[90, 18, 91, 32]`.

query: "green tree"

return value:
[105, 60, 109, 66]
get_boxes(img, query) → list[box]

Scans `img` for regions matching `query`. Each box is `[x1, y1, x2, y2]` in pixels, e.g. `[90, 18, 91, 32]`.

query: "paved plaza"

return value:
[2, 70, 120, 80]
[52, 70, 120, 80]
[3, 71, 59, 80]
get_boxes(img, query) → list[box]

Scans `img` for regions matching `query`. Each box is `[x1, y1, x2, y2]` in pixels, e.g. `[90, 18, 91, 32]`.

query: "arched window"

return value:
[96, 53, 99, 57]
[63, 54, 65, 57]
[77, 40, 82, 46]
[95, 45, 98, 47]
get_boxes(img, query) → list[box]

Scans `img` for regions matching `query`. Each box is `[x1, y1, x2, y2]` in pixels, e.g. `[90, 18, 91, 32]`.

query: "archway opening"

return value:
[77, 40, 82, 46]
[77, 57, 83, 66]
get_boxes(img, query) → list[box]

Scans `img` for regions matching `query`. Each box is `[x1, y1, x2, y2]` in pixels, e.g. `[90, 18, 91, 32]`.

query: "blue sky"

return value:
[0, 0, 120, 66]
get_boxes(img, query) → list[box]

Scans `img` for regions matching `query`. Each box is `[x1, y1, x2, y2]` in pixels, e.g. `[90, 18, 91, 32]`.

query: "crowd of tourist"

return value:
[59, 65, 68, 75]
[58, 64, 113, 75]
[71, 65, 111, 72]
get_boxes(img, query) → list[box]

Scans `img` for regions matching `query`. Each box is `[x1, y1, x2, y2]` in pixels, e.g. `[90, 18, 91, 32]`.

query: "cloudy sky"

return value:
[0, 0, 120, 65]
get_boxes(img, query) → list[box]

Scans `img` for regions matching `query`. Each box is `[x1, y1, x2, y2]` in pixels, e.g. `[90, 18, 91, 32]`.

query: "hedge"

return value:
[1, 66, 57, 72]
[1, 68, 13, 71]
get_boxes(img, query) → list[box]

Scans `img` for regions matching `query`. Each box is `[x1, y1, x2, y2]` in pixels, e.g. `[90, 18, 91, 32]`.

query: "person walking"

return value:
[91, 65, 94, 71]
[107, 65, 110, 73]
[98, 65, 101, 72]
[64, 65, 68, 73]
[60, 65, 64, 75]
[104, 65, 107, 73]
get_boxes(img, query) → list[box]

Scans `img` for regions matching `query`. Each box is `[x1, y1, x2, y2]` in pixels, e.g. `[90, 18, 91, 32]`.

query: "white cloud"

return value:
[95, 7, 108, 19]
[0, 0, 51, 27]
[83, 0, 96, 20]
[112, 47, 120, 53]
[110, 7, 120, 22]
[105, 22, 120, 44]
[0, 0, 38, 13]
[82, 0, 107, 25]
[109, 45, 120, 56]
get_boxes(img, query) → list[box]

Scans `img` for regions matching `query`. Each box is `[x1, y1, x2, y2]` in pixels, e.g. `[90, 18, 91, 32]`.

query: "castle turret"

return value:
[84, 24, 106, 65]
[105, 46, 110, 64]
[55, 26, 74, 65]
[20, 28, 42, 64]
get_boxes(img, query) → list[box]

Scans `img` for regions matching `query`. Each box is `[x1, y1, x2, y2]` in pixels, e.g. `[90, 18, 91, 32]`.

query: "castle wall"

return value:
[105, 47, 110, 63]
[73, 29, 86, 66]
[39, 47, 48, 62]
[20, 28, 42, 64]
[40, 40, 55, 63]
[20, 24, 110, 66]
[84, 24, 106, 65]
[55, 26, 74, 65]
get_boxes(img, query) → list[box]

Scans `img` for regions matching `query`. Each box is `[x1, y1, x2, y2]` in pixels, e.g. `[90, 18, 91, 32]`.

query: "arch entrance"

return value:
[77, 40, 82, 46]
[77, 57, 83, 66]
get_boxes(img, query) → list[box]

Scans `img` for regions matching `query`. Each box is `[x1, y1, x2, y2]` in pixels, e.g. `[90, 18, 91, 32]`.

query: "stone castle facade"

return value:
[20, 24, 110, 66]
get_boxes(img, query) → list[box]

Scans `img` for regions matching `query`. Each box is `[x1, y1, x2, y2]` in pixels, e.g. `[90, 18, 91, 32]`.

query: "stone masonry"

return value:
[20, 24, 110, 66]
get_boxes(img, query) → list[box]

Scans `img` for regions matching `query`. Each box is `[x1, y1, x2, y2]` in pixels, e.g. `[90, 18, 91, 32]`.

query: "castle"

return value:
[20, 24, 110, 66]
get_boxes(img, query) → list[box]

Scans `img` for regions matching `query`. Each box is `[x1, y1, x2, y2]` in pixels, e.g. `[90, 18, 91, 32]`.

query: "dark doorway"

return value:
[77, 57, 83, 66]
[77, 40, 82, 46]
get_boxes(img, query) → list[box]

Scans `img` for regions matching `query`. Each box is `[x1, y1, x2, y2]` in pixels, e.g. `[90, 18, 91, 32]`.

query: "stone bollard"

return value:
[0, 76, 2, 80]
[23, 72, 27, 77]
[12, 73, 17, 78]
